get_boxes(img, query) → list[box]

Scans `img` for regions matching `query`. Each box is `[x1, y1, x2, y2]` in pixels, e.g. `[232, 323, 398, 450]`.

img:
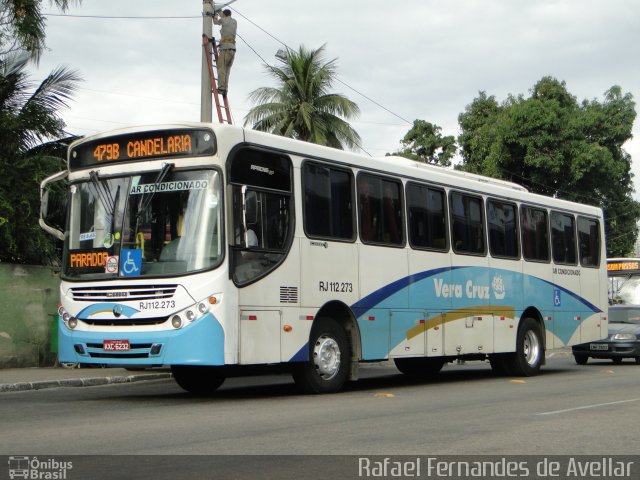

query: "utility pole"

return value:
[200, 0, 214, 122]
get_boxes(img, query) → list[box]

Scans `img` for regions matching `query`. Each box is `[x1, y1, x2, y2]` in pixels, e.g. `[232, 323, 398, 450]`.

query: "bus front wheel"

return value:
[292, 319, 350, 394]
[171, 365, 225, 394]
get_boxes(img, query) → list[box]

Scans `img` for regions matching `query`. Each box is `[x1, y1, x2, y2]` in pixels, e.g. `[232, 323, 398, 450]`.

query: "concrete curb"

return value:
[0, 372, 173, 393]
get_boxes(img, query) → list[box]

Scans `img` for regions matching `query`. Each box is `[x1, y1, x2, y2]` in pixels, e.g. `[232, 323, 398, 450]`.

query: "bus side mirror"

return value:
[39, 170, 68, 241]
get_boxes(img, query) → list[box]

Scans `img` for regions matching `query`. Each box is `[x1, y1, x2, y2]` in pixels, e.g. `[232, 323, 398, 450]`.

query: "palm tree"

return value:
[244, 44, 361, 150]
[0, 0, 81, 60]
[0, 52, 81, 263]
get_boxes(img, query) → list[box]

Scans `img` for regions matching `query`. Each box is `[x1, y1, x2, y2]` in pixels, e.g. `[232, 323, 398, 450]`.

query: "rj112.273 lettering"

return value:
[319, 281, 353, 293]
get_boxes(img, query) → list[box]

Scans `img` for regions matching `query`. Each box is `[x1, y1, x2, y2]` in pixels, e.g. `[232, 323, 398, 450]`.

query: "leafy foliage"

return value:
[389, 119, 456, 167]
[457, 76, 639, 257]
[244, 44, 361, 150]
[0, 53, 81, 264]
[0, 0, 80, 61]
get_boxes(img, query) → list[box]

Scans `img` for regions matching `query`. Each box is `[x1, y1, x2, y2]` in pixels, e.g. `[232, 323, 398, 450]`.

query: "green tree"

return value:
[244, 44, 361, 150]
[0, 53, 81, 263]
[1, 0, 80, 60]
[390, 119, 456, 167]
[458, 76, 639, 257]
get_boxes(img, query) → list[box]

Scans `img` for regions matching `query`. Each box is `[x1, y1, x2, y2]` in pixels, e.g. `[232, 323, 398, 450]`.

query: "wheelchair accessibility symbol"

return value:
[120, 249, 142, 277]
[553, 288, 561, 307]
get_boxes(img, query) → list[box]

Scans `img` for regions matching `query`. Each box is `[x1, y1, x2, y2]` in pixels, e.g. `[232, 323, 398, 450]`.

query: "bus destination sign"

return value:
[69, 128, 216, 170]
[607, 260, 640, 274]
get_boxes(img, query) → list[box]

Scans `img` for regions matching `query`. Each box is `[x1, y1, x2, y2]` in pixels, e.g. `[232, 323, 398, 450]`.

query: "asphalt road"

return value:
[2, 352, 639, 460]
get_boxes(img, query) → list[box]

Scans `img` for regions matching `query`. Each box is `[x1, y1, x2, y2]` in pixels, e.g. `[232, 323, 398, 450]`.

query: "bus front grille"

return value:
[70, 284, 178, 302]
[86, 343, 155, 359]
[82, 317, 167, 326]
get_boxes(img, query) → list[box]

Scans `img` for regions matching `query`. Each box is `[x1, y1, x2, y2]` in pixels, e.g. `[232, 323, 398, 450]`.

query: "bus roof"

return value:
[70, 122, 603, 218]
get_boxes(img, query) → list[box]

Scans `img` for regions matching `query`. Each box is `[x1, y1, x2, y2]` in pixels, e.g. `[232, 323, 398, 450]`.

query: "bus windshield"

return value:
[64, 168, 223, 279]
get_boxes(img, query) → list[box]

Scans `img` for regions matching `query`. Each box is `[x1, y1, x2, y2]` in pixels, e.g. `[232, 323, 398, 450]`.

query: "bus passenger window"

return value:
[487, 199, 519, 259]
[357, 174, 404, 246]
[303, 162, 354, 240]
[577, 217, 600, 267]
[450, 192, 485, 255]
[407, 183, 447, 251]
[521, 206, 550, 262]
[551, 211, 577, 265]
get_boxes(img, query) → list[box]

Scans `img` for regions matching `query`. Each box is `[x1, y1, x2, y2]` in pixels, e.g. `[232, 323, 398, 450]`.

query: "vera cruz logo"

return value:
[433, 274, 507, 300]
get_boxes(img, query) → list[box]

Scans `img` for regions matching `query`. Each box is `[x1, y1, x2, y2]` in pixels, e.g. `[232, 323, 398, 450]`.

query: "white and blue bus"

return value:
[40, 123, 608, 393]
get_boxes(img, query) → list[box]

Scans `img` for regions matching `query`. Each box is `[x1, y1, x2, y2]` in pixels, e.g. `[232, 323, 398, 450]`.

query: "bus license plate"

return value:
[590, 343, 608, 351]
[103, 339, 130, 351]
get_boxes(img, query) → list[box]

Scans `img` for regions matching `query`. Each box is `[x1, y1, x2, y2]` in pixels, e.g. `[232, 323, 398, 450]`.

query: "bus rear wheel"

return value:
[292, 319, 350, 394]
[506, 317, 544, 376]
[171, 365, 225, 394]
[394, 357, 445, 378]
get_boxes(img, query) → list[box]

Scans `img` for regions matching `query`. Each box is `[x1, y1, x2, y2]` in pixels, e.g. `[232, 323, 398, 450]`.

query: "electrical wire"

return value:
[44, 7, 413, 128]
[43, 13, 199, 19]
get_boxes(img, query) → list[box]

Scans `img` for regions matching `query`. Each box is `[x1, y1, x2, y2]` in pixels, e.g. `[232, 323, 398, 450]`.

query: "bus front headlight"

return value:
[168, 295, 218, 329]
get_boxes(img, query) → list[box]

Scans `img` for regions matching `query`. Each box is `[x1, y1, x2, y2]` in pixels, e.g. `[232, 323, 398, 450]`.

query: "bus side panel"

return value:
[236, 241, 302, 365]
[357, 244, 407, 360]
[406, 248, 451, 357]
[580, 262, 605, 345]
[299, 239, 359, 309]
[553, 265, 582, 346]
[522, 261, 556, 347]
[488, 256, 523, 353]
[442, 255, 491, 356]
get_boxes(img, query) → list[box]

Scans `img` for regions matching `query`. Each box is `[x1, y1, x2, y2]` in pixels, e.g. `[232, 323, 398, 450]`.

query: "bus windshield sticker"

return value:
[79, 231, 96, 242]
[68, 249, 109, 274]
[103, 233, 116, 249]
[105, 256, 119, 274]
[129, 179, 209, 195]
[120, 249, 142, 277]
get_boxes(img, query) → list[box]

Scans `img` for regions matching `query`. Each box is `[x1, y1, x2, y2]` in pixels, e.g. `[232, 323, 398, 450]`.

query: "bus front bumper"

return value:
[57, 312, 225, 366]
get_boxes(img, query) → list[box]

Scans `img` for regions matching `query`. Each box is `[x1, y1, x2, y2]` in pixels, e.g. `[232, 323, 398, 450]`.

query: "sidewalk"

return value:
[0, 366, 172, 393]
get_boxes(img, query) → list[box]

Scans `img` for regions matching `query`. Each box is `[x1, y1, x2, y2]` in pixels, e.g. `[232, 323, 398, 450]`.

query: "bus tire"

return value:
[171, 365, 225, 394]
[394, 357, 445, 378]
[292, 319, 350, 394]
[506, 317, 544, 376]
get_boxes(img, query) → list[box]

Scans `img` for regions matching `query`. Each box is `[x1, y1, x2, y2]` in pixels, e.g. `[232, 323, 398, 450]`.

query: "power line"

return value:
[43, 13, 198, 19]
[229, 6, 412, 126]
[44, 7, 413, 128]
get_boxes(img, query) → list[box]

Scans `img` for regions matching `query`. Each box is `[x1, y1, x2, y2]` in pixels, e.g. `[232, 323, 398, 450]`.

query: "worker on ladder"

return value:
[213, 8, 237, 96]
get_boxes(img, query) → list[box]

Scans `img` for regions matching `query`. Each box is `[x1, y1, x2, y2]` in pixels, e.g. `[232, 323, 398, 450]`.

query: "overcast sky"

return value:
[34, 0, 640, 194]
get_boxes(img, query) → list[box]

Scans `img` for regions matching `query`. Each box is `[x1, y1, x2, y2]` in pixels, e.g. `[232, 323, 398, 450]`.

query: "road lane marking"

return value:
[536, 398, 640, 416]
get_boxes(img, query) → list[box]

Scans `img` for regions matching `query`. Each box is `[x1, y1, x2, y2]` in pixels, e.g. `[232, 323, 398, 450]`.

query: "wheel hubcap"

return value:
[523, 330, 541, 366]
[313, 335, 341, 380]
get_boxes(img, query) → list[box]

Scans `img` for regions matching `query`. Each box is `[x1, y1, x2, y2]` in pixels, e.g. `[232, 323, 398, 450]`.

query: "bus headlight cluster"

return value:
[168, 297, 216, 330]
[58, 306, 78, 330]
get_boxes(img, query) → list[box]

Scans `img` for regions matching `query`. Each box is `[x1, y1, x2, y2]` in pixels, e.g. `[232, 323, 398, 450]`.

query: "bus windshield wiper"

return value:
[89, 170, 115, 220]
[136, 162, 174, 221]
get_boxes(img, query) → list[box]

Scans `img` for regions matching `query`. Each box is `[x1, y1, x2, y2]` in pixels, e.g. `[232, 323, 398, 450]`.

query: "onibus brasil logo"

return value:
[8, 456, 72, 479]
